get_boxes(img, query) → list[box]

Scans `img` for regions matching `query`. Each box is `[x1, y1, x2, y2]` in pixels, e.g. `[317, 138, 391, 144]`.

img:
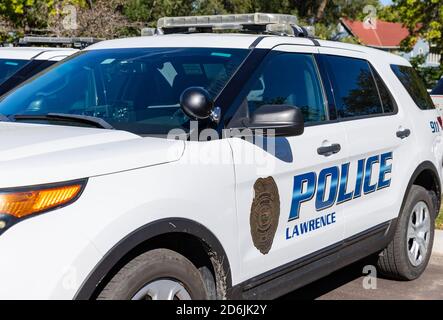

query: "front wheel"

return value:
[97, 249, 209, 300]
[377, 185, 435, 280]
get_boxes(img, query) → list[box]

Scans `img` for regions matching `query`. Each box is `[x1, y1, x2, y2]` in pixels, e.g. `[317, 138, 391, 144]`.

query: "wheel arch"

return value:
[401, 161, 441, 218]
[74, 218, 232, 300]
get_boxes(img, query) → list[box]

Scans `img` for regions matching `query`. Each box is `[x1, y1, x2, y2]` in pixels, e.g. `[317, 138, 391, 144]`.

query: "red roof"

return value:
[340, 18, 410, 48]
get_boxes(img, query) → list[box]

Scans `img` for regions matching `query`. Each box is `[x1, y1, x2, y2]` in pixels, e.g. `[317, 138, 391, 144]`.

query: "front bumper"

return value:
[0, 211, 102, 299]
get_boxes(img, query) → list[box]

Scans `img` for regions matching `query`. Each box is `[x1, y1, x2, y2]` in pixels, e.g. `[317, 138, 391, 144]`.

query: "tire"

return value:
[97, 248, 209, 300]
[377, 185, 435, 280]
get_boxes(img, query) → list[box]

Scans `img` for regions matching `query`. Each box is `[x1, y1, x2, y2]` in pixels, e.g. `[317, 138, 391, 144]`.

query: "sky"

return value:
[380, 0, 393, 5]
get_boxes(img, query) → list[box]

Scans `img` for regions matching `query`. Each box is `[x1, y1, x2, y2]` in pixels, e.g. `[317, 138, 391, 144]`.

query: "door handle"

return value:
[317, 143, 341, 156]
[396, 129, 411, 139]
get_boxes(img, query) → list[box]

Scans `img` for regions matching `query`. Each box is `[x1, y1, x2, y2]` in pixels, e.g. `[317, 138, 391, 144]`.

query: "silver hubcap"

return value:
[407, 201, 431, 267]
[132, 279, 192, 300]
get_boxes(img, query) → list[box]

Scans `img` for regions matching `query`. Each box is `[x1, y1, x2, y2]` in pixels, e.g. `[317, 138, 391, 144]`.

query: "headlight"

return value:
[0, 179, 87, 234]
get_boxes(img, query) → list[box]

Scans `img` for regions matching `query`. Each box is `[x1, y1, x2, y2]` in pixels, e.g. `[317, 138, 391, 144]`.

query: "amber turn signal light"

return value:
[0, 183, 84, 218]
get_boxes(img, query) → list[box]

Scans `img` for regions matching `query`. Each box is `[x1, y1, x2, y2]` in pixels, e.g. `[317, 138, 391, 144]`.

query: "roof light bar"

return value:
[18, 36, 101, 48]
[156, 12, 316, 37]
[158, 13, 298, 30]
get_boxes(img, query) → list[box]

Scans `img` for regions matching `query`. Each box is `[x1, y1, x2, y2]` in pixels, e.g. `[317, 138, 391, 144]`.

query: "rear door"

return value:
[226, 45, 349, 282]
[317, 48, 414, 238]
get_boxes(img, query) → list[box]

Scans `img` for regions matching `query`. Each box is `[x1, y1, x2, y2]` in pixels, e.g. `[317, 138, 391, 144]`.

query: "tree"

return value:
[0, 0, 86, 31]
[291, 0, 381, 25]
[49, 0, 135, 38]
[0, 0, 51, 30]
[409, 54, 443, 89]
[389, 0, 443, 65]
[302, 0, 382, 39]
[0, 0, 137, 40]
[124, 0, 195, 25]
[0, 0, 390, 42]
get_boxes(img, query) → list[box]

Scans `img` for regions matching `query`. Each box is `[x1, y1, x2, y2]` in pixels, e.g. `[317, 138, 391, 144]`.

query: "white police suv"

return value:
[0, 13, 441, 300]
[0, 45, 77, 96]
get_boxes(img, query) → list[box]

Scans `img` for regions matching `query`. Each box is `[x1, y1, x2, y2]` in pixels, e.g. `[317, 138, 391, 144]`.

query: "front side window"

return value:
[0, 59, 29, 84]
[391, 64, 434, 110]
[229, 52, 326, 127]
[324, 55, 383, 118]
[0, 48, 249, 135]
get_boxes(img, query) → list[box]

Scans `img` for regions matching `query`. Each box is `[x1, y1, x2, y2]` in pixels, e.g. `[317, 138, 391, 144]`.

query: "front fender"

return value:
[75, 217, 232, 299]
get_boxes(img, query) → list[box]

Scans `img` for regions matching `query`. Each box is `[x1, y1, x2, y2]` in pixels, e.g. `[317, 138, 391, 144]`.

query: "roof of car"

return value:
[0, 47, 78, 60]
[86, 34, 262, 50]
[85, 33, 410, 67]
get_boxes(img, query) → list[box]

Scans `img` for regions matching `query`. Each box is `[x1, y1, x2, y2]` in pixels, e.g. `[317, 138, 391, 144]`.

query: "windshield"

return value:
[0, 48, 249, 135]
[0, 59, 29, 84]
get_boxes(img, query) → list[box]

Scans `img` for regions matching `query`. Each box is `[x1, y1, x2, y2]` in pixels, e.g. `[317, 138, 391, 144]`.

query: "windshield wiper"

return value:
[0, 113, 11, 122]
[12, 113, 114, 129]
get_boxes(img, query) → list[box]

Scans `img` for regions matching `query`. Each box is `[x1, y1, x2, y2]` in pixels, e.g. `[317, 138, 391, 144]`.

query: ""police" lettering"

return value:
[288, 152, 392, 221]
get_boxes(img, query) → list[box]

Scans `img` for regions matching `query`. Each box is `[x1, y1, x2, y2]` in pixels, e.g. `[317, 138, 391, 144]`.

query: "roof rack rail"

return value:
[156, 13, 315, 38]
[18, 36, 102, 49]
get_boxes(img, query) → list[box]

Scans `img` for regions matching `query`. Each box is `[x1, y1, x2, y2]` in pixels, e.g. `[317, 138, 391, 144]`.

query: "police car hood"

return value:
[0, 122, 184, 188]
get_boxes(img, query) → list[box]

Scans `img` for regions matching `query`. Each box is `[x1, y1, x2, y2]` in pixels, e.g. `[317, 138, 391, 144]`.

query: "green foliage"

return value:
[311, 22, 334, 40]
[123, 0, 289, 24]
[388, 0, 443, 64]
[124, 0, 194, 24]
[0, 0, 52, 29]
[0, 0, 86, 29]
[322, 0, 381, 23]
[123, 0, 383, 32]
[0, 0, 388, 40]
[409, 54, 443, 89]
[377, 4, 400, 22]
[250, 0, 296, 15]
[1, 0, 440, 58]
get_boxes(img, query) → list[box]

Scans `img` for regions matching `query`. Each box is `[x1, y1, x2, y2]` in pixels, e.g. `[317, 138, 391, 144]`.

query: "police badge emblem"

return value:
[250, 177, 280, 255]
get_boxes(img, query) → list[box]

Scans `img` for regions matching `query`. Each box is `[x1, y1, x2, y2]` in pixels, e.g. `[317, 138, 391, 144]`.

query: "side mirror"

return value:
[249, 104, 304, 136]
[180, 87, 219, 121]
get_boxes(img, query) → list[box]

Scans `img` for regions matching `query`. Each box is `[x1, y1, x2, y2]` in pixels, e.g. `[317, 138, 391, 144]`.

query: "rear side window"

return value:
[323, 55, 383, 118]
[431, 78, 443, 95]
[391, 65, 434, 109]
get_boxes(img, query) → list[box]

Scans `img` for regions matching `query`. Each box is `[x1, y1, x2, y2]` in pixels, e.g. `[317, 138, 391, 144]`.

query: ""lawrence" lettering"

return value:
[286, 212, 336, 239]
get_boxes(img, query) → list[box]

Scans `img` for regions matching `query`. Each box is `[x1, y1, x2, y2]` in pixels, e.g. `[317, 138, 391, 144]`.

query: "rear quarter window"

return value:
[391, 64, 434, 110]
